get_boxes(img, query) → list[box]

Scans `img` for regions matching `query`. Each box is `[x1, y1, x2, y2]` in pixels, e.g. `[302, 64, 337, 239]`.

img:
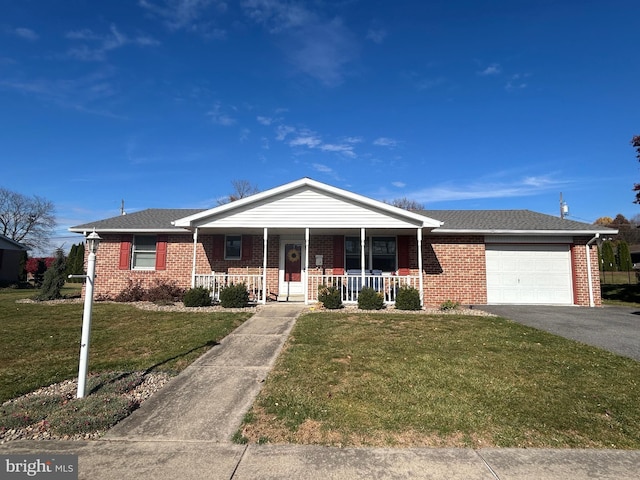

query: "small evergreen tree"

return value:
[601, 241, 616, 272]
[65, 243, 86, 283]
[617, 241, 633, 271]
[37, 248, 67, 300]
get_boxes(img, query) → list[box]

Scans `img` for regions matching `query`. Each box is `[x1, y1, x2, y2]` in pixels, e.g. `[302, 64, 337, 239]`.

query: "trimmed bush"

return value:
[440, 299, 460, 311]
[357, 286, 384, 310]
[318, 285, 343, 309]
[183, 286, 212, 307]
[219, 283, 249, 308]
[146, 279, 185, 304]
[394, 285, 421, 310]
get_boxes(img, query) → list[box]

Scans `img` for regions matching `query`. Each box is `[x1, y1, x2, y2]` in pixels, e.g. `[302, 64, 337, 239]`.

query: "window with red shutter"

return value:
[119, 235, 132, 270]
[155, 235, 168, 270]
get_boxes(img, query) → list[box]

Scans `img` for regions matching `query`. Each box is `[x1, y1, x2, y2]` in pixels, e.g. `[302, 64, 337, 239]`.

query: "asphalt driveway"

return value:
[476, 305, 640, 362]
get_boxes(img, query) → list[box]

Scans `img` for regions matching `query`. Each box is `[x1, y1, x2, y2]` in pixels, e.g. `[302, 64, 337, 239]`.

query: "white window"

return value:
[225, 235, 241, 260]
[345, 236, 396, 272]
[132, 235, 156, 269]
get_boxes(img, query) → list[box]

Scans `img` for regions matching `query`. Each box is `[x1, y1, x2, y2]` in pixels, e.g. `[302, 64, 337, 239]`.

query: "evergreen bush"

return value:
[183, 286, 212, 307]
[219, 283, 249, 308]
[440, 299, 460, 311]
[394, 285, 421, 310]
[318, 284, 343, 309]
[36, 248, 66, 301]
[357, 286, 384, 310]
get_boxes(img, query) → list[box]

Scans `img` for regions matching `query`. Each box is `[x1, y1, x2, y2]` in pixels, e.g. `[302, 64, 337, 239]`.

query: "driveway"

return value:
[476, 305, 640, 362]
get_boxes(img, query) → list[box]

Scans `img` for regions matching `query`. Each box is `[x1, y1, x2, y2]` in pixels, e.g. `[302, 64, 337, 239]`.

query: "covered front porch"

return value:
[172, 178, 442, 307]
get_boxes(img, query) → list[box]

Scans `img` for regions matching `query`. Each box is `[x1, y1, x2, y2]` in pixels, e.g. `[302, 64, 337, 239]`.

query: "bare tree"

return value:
[217, 180, 260, 205]
[385, 197, 424, 210]
[0, 187, 56, 251]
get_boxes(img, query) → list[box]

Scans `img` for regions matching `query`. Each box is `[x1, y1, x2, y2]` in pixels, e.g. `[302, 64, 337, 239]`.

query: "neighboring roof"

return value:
[0, 233, 28, 251]
[69, 209, 203, 233]
[422, 209, 618, 235]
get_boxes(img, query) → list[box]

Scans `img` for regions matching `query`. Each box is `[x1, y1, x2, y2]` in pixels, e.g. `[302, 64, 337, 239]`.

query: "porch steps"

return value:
[277, 294, 305, 303]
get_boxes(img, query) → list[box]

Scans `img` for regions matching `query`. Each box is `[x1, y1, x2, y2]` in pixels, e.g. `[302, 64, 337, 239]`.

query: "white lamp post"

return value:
[76, 229, 101, 398]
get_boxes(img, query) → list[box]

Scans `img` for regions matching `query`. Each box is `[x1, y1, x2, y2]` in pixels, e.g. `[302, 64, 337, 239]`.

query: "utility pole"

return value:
[560, 193, 569, 219]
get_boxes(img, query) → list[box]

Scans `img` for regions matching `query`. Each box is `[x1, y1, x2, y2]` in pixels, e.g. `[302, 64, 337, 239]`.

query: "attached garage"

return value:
[485, 243, 573, 305]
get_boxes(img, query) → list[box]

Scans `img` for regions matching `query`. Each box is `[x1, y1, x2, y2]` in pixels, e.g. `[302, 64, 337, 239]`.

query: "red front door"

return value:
[285, 243, 302, 282]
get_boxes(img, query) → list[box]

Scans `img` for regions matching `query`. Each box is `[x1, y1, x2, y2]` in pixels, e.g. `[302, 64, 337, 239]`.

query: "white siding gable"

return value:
[188, 185, 431, 229]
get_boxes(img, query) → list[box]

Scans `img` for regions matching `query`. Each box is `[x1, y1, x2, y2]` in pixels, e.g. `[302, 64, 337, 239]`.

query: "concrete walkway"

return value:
[2, 303, 640, 479]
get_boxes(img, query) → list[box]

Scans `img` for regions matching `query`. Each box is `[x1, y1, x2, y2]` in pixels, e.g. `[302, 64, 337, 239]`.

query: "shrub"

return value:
[357, 286, 384, 310]
[36, 248, 67, 301]
[440, 299, 460, 311]
[183, 286, 212, 307]
[395, 285, 421, 310]
[114, 280, 146, 302]
[219, 283, 249, 308]
[146, 279, 185, 304]
[318, 284, 343, 309]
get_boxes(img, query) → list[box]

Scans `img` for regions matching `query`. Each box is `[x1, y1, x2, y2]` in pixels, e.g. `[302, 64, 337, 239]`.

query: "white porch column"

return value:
[262, 227, 268, 304]
[360, 228, 366, 284]
[417, 228, 424, 307]
[304, 228, 310, 304]
[191, 227, 199, 288]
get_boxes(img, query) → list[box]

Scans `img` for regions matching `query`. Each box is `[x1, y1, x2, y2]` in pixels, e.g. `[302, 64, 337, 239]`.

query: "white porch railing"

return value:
[308, 273, 421, 304]
[194, 273, 265, 304]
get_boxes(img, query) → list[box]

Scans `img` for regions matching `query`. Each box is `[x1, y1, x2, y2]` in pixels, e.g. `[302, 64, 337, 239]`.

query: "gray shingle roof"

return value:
[69, 209, 204, 232]
[420, 209, 612, 232]
[69, 207, 614, 234]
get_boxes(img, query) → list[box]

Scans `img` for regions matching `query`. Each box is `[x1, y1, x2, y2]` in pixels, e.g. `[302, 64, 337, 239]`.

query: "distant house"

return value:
[0, 234, 28, 284]
[69, 178, 616, 307]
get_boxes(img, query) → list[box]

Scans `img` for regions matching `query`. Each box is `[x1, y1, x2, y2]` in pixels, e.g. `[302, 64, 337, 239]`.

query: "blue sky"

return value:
[1, 0, 639, 251]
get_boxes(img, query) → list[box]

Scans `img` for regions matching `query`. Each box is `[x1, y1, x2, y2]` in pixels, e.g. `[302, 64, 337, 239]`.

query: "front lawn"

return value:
[0, 288, 251, 403]
[240, 312, 640, 449]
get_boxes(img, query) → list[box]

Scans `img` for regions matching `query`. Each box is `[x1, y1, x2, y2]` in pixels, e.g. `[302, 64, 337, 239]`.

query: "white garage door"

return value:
[486, 244, 573, 305]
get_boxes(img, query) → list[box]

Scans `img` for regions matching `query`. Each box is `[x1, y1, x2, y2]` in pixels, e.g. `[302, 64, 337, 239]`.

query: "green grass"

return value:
[0, 287, 251, 403]
[243, 312, 640, 449]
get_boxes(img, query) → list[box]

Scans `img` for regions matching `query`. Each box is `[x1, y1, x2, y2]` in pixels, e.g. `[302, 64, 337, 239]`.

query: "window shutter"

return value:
[212, 235, 224, 260]
[119, 235, 132, 270]
[397, 235, 411, 275]
[333, 235, 344, 274]
[241, 235, 253, 261]
[155, 235, 168, 270]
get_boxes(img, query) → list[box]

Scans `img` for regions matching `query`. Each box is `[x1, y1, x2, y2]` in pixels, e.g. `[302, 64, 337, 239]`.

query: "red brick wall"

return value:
[422, 235, 487, 306]
[89, 232, 600, 306]
[572, 238, 602, 307]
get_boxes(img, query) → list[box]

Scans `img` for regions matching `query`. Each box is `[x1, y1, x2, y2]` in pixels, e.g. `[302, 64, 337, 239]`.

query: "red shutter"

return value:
[155, 235, 168, 270]
[241, 235, 253, 261]
[333, 235, 344, 274]
[397, 235, 410, 275]
[119, 235, 132, 270]
[212, 235, 224, 260]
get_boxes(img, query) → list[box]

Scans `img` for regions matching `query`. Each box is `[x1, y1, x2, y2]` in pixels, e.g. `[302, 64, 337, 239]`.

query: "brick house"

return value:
[69, 178, 615, 307]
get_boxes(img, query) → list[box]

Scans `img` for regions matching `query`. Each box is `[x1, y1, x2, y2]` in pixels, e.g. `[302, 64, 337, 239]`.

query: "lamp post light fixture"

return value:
[76, 229, 101, 398]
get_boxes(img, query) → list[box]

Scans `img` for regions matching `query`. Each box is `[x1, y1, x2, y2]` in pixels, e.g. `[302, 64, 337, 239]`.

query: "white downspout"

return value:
[305, 228, 310, 305]
[191, 227, 199, 288]
[417, 228, 424, 308]
[360, 228, 366, 287]
[585, 233, 599, 308]
[262, 227, 268, 304]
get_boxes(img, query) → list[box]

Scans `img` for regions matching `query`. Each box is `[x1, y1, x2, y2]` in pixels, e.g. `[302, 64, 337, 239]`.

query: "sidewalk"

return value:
[2, 303, 639, 479]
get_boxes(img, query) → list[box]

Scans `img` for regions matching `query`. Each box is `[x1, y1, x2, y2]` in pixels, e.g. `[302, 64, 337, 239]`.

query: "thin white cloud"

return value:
[366, 25, 386, 44]
[257, 115, 273, 125]
[206, 102, 236, 126]
[319, 143, 356, 158]
[64, 24, 160, 61]
[392, 181, 406, 188]
[14, 27, 39, 41]
[138, 0, 227, 37]
[312, 163, 333, 173]
[373, 137, 397, 147]
[505, 73, 529, 91]
[409, 174, 567, 204]
[242, 0, 359, 86]
[478, 63, 501, 76]
[289, 134, 321, 148]
[275, 124, 295, 140]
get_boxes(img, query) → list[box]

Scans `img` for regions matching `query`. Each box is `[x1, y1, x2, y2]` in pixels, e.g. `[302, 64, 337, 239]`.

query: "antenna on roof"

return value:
[560, 193, 569, 219]
[120, 199, 126, 216]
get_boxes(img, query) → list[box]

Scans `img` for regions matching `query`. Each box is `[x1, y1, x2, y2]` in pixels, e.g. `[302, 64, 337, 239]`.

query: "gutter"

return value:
[585, 233, 600, 308]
